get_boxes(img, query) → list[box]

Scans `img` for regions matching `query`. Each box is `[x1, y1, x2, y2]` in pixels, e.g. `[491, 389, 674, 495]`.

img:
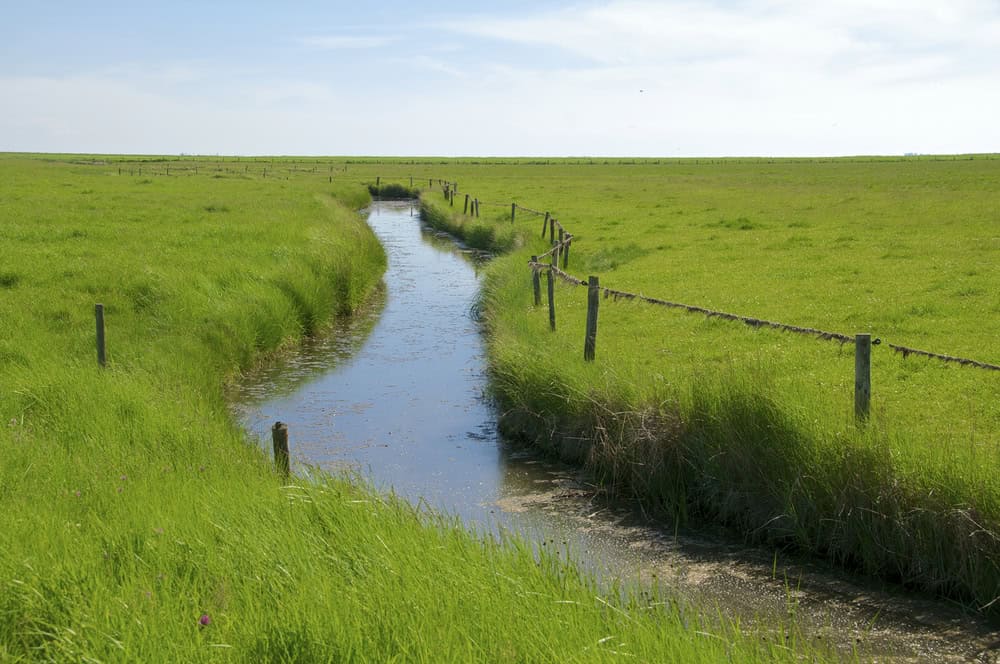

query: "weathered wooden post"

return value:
[542, 212, 549, 238]
[272, 421, 290, 476]
[531, 256, 541, 306]
[376, 176, 381, 187]
[547, 255, 556, 331]
[429, 178, 433, 187]
[511, 202, 516, 223]
[549, 219, 555, 243]
[450, 189, 455, 206]
[855, 333, 871, 420]
[563, 234, 571, 269]
[475, 199, 480, 217]
[95, 303, 106, 367]
[584, 276, 599, 361]
[464, 194, 470, 215]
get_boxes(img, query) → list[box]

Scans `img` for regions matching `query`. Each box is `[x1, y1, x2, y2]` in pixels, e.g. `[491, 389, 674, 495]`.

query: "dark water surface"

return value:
[230, 202, 999, 662]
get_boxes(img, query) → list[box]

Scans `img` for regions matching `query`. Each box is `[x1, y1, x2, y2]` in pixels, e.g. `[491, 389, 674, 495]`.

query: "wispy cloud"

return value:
[440, 0, 1000, 81]
[298, 34, 396, 50]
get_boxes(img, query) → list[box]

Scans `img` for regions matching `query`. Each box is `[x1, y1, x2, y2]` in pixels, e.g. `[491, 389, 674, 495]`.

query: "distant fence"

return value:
[88, 164, 1000, 416]
[409, 177, 1000, 423]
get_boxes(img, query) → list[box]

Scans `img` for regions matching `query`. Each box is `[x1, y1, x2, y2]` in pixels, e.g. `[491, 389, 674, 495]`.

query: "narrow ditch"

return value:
[229, 201, 999, 662]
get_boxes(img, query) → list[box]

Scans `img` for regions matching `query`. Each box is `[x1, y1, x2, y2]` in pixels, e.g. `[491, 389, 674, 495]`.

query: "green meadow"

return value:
[409, 156, 1000, 612]
[0, 155, 819, 661]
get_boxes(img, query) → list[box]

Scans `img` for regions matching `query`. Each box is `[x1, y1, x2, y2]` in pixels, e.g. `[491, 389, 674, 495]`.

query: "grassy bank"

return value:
[412, 156, 1000, 615]
[0, 155, 812, 661]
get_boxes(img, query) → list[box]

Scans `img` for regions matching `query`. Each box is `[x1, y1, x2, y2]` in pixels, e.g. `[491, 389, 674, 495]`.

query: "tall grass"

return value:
[411, 155, 1000, 615]
[0, 155, 818, 661]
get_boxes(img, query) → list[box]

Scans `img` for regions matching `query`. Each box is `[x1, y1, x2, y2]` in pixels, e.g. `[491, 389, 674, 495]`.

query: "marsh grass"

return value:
[0, 155, 816, 661]
[410, 156, 1000, 614]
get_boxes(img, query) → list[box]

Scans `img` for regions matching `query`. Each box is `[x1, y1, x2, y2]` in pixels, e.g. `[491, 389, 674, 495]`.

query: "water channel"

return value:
[230, 201, 999, 662]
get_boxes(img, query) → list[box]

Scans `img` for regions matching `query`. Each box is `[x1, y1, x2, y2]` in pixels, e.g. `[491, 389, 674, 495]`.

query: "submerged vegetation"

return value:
[0, 155, 822, 661]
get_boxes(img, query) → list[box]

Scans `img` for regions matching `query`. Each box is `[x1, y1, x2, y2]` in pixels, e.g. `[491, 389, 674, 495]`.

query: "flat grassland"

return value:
[407, 155, 1000, 612]
[0, 155, 811, 662]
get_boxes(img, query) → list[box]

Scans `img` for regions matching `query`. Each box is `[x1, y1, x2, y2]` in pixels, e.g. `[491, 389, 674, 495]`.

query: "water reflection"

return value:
[229, 202, 999, 661]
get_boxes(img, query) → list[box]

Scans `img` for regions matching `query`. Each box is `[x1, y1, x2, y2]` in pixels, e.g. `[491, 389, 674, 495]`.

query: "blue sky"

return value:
[3, 1, 999, 156]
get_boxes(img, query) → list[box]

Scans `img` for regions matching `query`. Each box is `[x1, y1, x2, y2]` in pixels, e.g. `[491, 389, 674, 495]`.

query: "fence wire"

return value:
[334, 176, 1000, 372]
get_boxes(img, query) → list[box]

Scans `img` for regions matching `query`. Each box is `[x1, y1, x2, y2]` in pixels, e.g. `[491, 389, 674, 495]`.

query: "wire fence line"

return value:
[413, 176, 1000, 375]
[101, 165, 1000, 373]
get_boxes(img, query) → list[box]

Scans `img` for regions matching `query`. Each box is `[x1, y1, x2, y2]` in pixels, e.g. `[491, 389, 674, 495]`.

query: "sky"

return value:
[2, 0, 999, 157]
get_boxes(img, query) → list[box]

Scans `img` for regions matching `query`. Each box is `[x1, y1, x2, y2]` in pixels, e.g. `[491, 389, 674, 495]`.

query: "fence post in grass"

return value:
[531, 256, 541, 306]
[376, 176, 380, 187]
[855, 333, 871, 420]
[410, 175, 413, 187]
[429, 178, 433, 188]
[550, 219, 556, 244]
[563, 235, 571, 269]
[95, 303, 106, 367]
[475, 199, 480, 217]
[464, 194, 470, 215]
[547, 256, 556, 331]
[542, 212, 550, 238]
[450, 189, 455, 206]
[511, 202, 516, 223]
[271, 421, 290, 477]
[584, 276, 599, 361]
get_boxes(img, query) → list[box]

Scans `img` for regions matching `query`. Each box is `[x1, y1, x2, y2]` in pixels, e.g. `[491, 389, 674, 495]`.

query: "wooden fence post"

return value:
[95, 303, 106, 367]
[531, 256, 541, 306]
[376, 176, 380, 187]
[547, 255, 556, 331]
[429, 178, 433, 187]
[563, 234, 571, 269]
[584, 276, 599, 361]
[410, 175, 413, 187]
[272, 421, 290, 476]
[550, 219, 556, 243]
[450, 189, 455, 206]
[855, 333, 871, 420]
[511, 202, 516, 223]
[542, 212, 550, 238]
[464, 194, 470, 215]
[475, 199, 480, 217]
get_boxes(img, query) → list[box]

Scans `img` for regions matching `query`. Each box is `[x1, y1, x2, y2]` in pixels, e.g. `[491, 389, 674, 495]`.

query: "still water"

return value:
[230, 202, 998, 661]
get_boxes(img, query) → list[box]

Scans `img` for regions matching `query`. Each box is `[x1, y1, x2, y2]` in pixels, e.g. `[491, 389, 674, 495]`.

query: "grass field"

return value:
[401, 155, 1000, 613]
[0, 154, 821, 661]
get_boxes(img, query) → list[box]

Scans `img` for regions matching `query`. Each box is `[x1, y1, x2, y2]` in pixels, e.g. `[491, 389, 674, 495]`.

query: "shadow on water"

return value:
[229, 201, 1000, 662]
